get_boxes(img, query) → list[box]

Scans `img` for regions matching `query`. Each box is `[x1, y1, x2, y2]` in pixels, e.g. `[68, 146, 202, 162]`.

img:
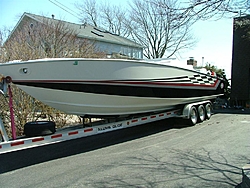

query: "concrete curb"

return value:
[213, 108, 250, 114]
[242, 164, 250, 188]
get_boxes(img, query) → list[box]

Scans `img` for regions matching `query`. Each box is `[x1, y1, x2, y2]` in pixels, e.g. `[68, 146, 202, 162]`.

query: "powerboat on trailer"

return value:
[0, 58, 224, 117]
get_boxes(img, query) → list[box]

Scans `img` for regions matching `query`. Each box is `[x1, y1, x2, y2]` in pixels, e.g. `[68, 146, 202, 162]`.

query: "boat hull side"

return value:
[17, 85, 222, 116]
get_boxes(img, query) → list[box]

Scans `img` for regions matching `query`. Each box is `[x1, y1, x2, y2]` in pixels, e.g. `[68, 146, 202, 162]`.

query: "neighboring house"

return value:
[6, 12, 143, 59]
[231, 15, 250, 107]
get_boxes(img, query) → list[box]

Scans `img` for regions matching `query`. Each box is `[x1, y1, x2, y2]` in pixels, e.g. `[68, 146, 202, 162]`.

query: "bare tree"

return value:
[100, 2, 130, 37]
[75, 0, 196, 59]
[193, 0, 249, 18]
[0, 27, 12, 62]
[76, 0, 99, 27]
[75, 0, 130, 37]
[156, 0, 249, 21]
[0, 31, 3, 62]
[0, 30, 3, 47]
[127, 0, 196, 59]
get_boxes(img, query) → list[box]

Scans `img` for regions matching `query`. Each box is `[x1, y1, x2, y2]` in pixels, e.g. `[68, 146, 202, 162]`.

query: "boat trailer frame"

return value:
[0, 77, 9, 142]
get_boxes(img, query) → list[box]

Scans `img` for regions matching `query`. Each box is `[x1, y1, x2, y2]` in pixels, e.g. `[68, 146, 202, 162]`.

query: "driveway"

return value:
[0, 109, 249, 187]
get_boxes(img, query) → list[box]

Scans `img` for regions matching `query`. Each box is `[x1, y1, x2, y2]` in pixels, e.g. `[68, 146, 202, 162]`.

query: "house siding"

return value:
[6, 12, 144, 59]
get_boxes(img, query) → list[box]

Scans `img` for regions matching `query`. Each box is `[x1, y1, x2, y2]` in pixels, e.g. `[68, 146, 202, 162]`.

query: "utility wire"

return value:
[48, 0, 81, 20]
[53, 0, 80, 17]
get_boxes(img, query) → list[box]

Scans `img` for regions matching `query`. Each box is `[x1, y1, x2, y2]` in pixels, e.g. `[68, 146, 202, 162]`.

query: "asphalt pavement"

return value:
[0, 109, 249, 188]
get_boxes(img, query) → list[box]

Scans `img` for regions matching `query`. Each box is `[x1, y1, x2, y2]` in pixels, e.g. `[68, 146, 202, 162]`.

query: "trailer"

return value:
[0, 77, 213, 154]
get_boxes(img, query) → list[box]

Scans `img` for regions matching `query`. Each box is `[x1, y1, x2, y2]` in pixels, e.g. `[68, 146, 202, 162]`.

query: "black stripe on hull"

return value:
[15, 82, 224, 98]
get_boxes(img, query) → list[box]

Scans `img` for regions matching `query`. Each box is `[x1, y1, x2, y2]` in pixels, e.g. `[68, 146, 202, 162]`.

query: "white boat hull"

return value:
[0, 58, 224, 116]
[17, 85, 220, 116]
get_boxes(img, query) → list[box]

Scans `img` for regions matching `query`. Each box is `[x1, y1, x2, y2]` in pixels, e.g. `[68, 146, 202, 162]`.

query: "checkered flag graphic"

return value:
[189, 74, 217, 85]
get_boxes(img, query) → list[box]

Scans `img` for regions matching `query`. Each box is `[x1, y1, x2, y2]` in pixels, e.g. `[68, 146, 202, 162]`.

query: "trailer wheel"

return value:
[188, 106, 198, 126]
[198, 105, 205, 122]
[24, 121, 56, 137]
[205, 103, 212, 120]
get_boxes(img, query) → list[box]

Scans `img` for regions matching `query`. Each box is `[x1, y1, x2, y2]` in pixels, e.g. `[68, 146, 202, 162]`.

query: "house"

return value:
[6, 12, 143, 59]
[231, 15, 250, 107]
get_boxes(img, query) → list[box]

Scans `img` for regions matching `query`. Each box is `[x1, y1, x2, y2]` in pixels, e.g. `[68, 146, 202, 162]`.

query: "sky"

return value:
[0, 0, 234, 78]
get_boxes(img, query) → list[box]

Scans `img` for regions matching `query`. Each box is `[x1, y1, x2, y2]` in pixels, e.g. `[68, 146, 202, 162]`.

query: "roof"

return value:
[13, 12, 143, 49]
[234, 14, 250, 21]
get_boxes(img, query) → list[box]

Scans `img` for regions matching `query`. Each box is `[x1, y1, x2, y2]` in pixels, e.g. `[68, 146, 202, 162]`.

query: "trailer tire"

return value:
[205, 103, 212, 120]
[188, 106, 198, 126]
[24, 121, 56, 137]
[198, 105, 205, 122]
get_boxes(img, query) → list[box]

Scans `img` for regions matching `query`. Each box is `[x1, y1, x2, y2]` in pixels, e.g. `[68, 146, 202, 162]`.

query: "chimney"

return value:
[187, 57, 197, 67]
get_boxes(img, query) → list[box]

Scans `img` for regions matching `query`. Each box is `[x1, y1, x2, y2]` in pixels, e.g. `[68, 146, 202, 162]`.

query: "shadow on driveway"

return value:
[0, 118, 185, 174]
[91, 148, 245, 188]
